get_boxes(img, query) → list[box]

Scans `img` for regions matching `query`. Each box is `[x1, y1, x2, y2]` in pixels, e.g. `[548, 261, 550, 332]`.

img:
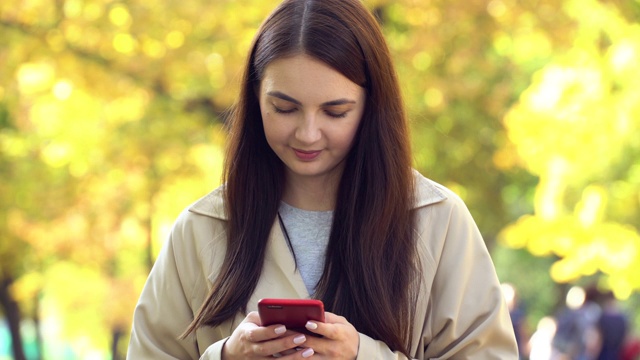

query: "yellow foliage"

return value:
[104, 90, 150, 125]
[141, 37, 167, 59]
[550, 258, 583, 283]
[165, 30, 185, 49]
[504, 60, 626, 180]
[52, 79, 74, 100]
[113, 33, 137, 54]
[423, 87, 445, 110]
[16, 62, 55, 95]
[10, 272, 44, 314]
[575, 186, 607, 227]
[40, 262, 112, 352]
[109, 5, 131, 28]
[41, 141, 73, 168]
[501, 213, 640, 295]
[533, 160, 568, 220]
[500, 0, 640, 295]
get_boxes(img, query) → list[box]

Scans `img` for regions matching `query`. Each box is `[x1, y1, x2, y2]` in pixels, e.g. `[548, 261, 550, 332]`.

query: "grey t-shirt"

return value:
[278, 201, 333, 296]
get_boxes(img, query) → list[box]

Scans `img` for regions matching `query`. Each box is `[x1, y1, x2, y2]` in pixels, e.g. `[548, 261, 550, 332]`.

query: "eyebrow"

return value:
[266, 91, 357, 106]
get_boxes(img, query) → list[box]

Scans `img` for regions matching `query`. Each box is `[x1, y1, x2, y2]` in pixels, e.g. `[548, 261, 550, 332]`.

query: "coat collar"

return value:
[188, 169, 447, 220]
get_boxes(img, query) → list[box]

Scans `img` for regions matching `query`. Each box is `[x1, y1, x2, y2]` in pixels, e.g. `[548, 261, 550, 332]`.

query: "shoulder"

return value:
[165, 185, 228, 285]
[187, 184, 227, 220]
[411, 169, 483, 266]
[164, 184, 227, 248]
[170, 183, 228, 256]
[411, 169, 468, 214]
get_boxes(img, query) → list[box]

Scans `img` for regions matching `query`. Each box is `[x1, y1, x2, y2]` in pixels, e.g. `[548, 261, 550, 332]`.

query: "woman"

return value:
[127, 0, 518, 358]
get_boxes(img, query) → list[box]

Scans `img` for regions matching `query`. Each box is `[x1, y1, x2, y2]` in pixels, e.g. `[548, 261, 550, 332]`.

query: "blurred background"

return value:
[0, 0, 639, 359]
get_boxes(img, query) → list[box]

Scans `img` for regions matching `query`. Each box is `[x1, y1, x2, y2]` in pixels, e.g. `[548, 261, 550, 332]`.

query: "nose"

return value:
[295, 111, 322, 144]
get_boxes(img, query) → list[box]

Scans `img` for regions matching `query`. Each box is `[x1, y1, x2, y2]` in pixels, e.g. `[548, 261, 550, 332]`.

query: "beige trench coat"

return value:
[127, 171, 518, 359]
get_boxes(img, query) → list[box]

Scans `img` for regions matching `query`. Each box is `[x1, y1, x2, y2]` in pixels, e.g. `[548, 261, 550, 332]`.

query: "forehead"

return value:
[260, 54, 364, 101]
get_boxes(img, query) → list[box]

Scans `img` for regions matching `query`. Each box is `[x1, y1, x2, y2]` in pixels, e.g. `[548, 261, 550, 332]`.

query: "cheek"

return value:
[261, 111, 274, 140]
[261, 111, 283, 146]
[336, 120, 362, 149]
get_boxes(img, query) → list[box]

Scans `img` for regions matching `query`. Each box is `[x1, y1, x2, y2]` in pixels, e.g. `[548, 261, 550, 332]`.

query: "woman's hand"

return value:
[222, 311, 315, 359]
[301, 312, 359, 359]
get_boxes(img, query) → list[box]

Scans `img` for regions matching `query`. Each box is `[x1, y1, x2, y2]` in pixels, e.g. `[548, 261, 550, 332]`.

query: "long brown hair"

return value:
[185, 0, 417, 355]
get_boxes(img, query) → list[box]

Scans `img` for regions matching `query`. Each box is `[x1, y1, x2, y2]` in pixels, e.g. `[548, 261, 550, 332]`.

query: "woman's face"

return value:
[259, 54, 366, 185]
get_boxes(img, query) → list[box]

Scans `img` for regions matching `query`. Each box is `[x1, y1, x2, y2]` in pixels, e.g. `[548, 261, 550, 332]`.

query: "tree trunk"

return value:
[145, 178, 157, 273]
[33, 292, 43, 360]
[145, 210, 154, 272]
[111, 326, 123, 360]
[0, 275, 27, 360]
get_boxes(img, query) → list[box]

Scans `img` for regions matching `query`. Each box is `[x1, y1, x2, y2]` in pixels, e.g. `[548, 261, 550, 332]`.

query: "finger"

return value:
[245, 323, 288, 342]
[246, 311, 262, 325]
[279, 348, 297, 355]
[304, 320, 331, 338]
[323, 311, 347, 324]
[305, 311, 340, 336]
[303, 313, 359, 358]
[304, 312, 357, 343]
[304, 311, 347, 339]
[278, 347, 315, 359]
[250, 334, 310, 357]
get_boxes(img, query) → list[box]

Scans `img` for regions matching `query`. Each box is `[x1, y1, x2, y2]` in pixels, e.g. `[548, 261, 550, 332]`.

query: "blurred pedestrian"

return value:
[596, 291, 628, 360]
[621, 334, 640, 360]
[503, 283, 528, 359]
[552, 285, 602, 360]
[528, 316, 557, 360]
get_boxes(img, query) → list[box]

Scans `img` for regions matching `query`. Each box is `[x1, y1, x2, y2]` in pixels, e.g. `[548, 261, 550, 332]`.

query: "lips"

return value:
[293, 148, 322, 161]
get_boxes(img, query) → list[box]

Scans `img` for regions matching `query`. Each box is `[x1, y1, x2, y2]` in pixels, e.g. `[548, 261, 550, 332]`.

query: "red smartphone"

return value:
[258, 298, 325, 334]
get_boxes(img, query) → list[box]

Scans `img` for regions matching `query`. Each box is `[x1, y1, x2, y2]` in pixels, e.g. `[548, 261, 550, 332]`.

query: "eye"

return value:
[325, 110, 348, 119]
[273, 105, 297, 114]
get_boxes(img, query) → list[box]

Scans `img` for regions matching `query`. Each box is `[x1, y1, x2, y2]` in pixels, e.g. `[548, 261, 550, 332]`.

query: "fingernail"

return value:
[302, 348, 314, 358]
[305, 321, 318, 330]
[275, 325, 286, 335]
[293, 334, 306, 345]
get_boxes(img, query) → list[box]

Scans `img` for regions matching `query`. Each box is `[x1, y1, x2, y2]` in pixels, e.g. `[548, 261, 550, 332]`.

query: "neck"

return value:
[282, 172, 340, 211]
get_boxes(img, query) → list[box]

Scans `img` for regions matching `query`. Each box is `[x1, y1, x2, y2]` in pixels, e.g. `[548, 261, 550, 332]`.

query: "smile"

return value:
[293, 148, 322, 161]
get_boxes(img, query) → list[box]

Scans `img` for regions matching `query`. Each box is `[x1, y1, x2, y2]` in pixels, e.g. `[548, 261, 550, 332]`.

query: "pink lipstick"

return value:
[293, 149, 321, 161]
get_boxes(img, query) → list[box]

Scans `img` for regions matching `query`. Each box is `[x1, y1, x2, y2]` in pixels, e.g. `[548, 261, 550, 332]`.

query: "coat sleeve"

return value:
[356, 334, 412, 359]
[355, 194, 518, 360]
[127, 211, 226, 359]
[421, 194, 518, 359]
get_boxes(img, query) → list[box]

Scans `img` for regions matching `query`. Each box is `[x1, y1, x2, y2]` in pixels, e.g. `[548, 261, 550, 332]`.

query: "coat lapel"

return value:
[248, 220, 309, 311]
